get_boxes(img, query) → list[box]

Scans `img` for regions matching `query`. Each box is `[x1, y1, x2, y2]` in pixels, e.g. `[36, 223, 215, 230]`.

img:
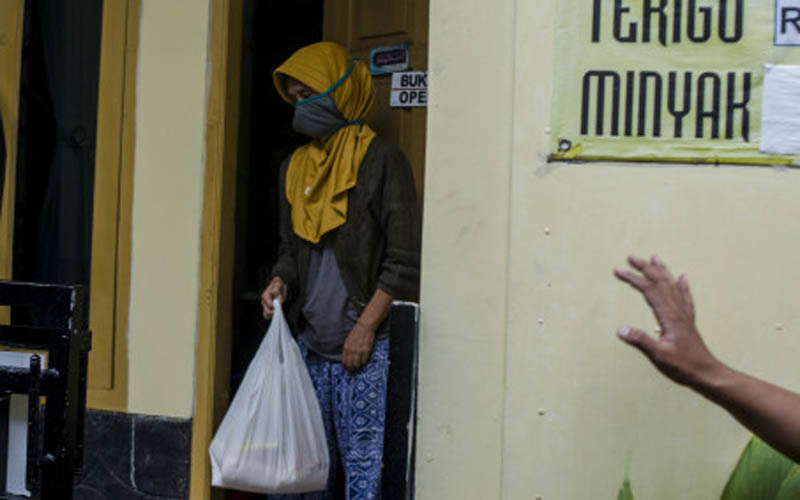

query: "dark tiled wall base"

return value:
[74, 410, 191, 500]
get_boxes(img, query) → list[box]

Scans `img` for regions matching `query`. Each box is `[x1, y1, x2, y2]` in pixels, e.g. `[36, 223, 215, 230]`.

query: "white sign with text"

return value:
[390, 72, 428, 108]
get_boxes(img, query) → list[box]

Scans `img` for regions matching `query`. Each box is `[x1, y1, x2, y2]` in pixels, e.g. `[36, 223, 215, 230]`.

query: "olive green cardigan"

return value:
[271, 137, 421, 328]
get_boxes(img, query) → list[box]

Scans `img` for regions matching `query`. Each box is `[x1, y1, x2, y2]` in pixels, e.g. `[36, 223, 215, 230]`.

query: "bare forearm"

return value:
[695, 361, 800, 463]
[341, 289, 393, 371]
[357, 288, 394, 331]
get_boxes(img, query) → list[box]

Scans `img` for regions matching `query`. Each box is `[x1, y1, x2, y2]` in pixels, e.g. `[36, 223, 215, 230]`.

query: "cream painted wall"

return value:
[419, 0, 800, 499]
[127, 0, 211, 418]
[416, 0, 514, 498]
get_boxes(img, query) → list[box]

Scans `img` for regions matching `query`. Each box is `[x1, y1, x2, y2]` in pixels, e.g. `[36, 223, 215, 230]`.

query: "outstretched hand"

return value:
[615, 254, 800, 463]
[613, 255, 720, 387]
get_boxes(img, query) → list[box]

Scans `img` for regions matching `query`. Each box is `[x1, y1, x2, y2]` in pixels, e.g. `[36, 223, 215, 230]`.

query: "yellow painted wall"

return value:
[418, 1, 800, 499]
[127, 0, 211, 418]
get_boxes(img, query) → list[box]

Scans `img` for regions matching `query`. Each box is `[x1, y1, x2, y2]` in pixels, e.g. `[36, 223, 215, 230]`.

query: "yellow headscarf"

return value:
[273, 42, 377, 244]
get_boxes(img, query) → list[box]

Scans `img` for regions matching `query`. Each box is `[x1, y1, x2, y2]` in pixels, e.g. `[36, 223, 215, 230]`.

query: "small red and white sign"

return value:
[390, 71, 428, 108]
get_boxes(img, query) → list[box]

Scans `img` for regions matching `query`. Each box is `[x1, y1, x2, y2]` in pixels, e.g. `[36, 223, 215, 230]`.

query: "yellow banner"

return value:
[551, 1, 800, 164]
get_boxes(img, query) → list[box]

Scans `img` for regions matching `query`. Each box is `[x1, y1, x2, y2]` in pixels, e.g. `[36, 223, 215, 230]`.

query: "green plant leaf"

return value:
[775, 465, 800, 500]
[616, 475, 634, 500]
[616, 459, 634, 500]
[720, 437, 796, 500]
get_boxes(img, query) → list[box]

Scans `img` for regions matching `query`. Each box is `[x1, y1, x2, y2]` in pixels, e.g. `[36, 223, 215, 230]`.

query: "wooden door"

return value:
[0, 1, 24, 299]
[323, 0, 429, 201]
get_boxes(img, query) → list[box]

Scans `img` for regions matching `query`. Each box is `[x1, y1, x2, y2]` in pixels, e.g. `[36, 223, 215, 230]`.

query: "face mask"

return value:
[292, 94, 348, 138]
[291, 60, 361, 138]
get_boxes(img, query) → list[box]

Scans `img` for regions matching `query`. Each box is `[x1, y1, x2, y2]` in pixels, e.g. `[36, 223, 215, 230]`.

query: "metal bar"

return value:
[0, 281, 75, 307]
[382, 303, 420, 500]
[40, 334, 68, 498]
[74, 349, 88, 471]
[26, 355, 40, 494]
[0, 366, 62, 395]
[68, 286, 87, 330]
[0, 394, 9, 494]
[0, 324, 71, 349]
[70, 286, 88, 474]
[0, 281, 79, 329]
[0, 281, 90, 498]
[61, 331, 82, 479]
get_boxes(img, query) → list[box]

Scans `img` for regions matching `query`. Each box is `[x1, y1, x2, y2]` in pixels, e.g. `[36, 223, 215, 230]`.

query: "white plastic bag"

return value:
[209, 300, 329, 494]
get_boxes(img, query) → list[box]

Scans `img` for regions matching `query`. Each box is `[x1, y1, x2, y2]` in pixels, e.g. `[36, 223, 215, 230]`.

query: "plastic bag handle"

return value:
[273, 299, 285, 365]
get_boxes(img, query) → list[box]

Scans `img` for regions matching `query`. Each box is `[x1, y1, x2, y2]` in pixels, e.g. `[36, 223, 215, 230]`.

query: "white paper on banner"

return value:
[760, 65, 800, 155]
[775, 0, 800, 46]
[0, 351, 42, 497]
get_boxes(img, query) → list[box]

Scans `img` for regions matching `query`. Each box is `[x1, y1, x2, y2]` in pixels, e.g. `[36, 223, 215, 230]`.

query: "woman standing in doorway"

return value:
[261, 42, 420, 500]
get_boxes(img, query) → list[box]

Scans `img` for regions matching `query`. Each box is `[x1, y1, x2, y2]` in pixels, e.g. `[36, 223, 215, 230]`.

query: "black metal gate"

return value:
[0, 281, 91, 499]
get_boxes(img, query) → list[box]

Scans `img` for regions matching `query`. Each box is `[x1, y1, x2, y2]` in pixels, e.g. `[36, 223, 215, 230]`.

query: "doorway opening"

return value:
[225, 1, 425, 498]
[226, 1, 326, 498]
[229, 0, 324, 400]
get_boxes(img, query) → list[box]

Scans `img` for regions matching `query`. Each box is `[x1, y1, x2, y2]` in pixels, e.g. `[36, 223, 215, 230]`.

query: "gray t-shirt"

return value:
[298, 241, 388, 361]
